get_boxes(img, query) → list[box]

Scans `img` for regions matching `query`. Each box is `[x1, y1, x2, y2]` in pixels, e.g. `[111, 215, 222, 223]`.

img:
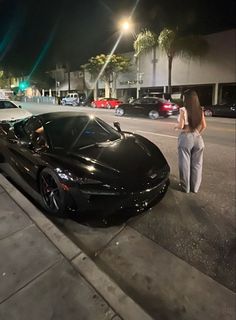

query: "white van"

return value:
[61, 93, 80, 106]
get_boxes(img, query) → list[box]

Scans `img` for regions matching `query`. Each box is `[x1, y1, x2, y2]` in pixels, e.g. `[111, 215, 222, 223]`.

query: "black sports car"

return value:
[203, 102, 236, 118]
[0, 112, 170, 216]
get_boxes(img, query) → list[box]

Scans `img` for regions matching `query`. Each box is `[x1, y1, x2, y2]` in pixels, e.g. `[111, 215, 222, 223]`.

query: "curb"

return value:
[0, 173, 153, 320]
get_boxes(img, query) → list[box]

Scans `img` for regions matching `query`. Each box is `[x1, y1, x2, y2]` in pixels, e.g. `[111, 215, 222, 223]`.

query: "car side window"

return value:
[0, 101, 17, 109]
[23, 117, 43, 138]
[140, 98, 150, 104]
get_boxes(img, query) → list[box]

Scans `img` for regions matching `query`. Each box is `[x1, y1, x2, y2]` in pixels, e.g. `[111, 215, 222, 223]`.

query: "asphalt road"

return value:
[11, 102, 236, 318]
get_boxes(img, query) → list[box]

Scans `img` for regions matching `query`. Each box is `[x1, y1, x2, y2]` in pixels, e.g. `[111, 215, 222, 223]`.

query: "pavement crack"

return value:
[0, 258, 63, 305]
[93, 224, 127, 259]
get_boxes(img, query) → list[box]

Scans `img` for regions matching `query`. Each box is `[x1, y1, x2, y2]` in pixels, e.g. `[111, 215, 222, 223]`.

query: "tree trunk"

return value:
[67, 62, 71, 92]
[152, 47, 157, 86]
[167, 56, 173, 94]
[105, 80, 110, 98]
[111, 72, 117, 98]
[94, 81, 98, 100]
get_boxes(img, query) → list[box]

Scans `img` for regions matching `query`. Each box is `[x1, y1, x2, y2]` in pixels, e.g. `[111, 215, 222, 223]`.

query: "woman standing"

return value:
[175, 90, 207, 193]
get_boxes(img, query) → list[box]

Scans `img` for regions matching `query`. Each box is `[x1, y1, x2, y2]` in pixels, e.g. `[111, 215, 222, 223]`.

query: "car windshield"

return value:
[44, 115, 121, 150]
[0, 101, 18, 109]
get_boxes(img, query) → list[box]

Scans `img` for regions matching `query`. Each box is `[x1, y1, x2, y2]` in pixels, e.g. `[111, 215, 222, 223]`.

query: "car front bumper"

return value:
[68, 177, 170, 215]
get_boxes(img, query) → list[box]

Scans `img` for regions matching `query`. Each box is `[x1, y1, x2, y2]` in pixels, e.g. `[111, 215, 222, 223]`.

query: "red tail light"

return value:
[162, 104, 172, 109]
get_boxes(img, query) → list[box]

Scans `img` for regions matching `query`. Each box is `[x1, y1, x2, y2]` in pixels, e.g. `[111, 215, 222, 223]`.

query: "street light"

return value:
[120, 19, 142, 98]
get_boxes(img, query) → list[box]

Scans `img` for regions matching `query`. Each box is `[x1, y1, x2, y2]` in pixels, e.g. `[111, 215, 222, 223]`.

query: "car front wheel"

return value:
[115, 107, 125, 116]
[204, 109, 213, 117]
[39, 168, 67, 215]
[149, 110, 160, 119]
[62, 100, 66, 105]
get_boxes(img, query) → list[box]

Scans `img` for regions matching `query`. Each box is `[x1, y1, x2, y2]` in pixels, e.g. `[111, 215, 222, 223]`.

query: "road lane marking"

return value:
[137, 130, 177, 139]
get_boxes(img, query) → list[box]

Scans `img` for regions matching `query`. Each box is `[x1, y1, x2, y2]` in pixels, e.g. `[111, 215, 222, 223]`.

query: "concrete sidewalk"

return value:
[0, 174, 152, 320]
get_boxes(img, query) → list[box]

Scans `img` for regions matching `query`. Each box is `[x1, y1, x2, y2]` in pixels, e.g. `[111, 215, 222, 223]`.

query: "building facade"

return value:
[47, 29, 236, 105]
[115, 29, 236, 105]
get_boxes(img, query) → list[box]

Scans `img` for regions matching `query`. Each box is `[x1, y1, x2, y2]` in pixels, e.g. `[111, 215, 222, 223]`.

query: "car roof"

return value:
[0, 99, 18, 106]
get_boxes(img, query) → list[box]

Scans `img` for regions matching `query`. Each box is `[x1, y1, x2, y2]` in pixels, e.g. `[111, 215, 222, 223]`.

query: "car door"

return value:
[215, 104, 232, 117]
[224, 103, 236, 117]
[130, 98, 145, 115]
[72, 93, 79, 104]
[6, 117, 47, 189]
[144, 98, 160, 115]
[229, 103, 236, 117]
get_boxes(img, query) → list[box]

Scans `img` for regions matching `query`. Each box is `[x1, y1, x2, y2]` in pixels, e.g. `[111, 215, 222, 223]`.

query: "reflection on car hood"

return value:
[66, 135, 167, 178]
[0, 108, 32, 121]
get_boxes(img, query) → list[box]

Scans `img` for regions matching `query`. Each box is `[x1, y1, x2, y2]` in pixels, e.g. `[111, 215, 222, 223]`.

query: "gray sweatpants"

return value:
[178, 131, 205, 193]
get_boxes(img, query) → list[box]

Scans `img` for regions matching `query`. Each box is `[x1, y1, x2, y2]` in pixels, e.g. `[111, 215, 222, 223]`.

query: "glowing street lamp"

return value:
[121, 21, 130, 32]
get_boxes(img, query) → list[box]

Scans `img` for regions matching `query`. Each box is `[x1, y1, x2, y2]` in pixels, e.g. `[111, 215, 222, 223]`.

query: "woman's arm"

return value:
[198, 112, 207, 134]
[174, 109, 185, 130]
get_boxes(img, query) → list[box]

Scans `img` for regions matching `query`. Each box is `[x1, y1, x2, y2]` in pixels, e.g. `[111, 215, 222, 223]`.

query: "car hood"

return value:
[0, 109, 32, 121]
[49, 134, 169, 186]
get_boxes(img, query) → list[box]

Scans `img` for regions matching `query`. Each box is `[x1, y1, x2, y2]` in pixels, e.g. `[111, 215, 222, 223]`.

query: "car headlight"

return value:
[79, 179, 119, 195]
[78, 178, 102, 184]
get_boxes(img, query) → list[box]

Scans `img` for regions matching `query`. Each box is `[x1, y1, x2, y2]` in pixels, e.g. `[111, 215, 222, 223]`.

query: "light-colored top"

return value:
[178, 107, 189, 125]
[175, 106, 207, 134]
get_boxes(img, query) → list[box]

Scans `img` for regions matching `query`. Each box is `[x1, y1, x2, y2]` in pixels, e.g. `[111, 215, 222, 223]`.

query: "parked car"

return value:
[91, 98, 123, 109]
[203, 102, 236, 118]
[0, 112, 170, 216]
[115, 97, 179, 119]
[0, 99, 32, 122]
[61, 93, 80, 106]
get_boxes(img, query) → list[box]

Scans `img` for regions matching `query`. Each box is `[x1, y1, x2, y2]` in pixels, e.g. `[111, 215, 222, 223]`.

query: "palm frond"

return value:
[134, 29, 158, 56]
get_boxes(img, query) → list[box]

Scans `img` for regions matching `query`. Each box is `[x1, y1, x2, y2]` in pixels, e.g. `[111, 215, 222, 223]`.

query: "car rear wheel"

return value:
[72, 101, 77, 106]
[39, 168, 67, 215]
[115, 107, 124, 116]
[107, 103, 112, 109]
[204, 109, 213, 117]
[149, 110, 160, 119]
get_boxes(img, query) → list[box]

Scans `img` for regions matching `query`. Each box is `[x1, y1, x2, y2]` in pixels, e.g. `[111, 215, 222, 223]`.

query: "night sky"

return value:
[0, 0, 235, 75]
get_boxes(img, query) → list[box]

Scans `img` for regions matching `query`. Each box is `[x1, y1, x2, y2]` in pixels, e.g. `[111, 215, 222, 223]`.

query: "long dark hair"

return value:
[183, 90, 202, 130]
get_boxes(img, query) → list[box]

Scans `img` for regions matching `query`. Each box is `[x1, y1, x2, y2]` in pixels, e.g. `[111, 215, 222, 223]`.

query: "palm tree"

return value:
[134, 28, 208, 94]
[82, 54, 130, 99]
[134, 30, 158, 90]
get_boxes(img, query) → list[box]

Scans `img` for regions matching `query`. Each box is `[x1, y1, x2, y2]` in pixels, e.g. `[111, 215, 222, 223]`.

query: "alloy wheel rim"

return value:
[41, 174, 60, 211]
[149, 111, 159, 119]
[205, 110, 212, 116]
[117, 108, 124, 116]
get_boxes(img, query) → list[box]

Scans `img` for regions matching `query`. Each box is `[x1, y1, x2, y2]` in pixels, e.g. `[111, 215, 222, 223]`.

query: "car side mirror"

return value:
[113, 122, 121, 132]
[18, 105, 22, 108]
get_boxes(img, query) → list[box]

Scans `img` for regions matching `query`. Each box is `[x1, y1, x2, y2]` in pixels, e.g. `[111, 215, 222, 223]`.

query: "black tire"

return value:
[0, 153, 4, 163]
[115, 107, 125, 116]
[148, 110, 160, 119]
[39, 168, 67, 215]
